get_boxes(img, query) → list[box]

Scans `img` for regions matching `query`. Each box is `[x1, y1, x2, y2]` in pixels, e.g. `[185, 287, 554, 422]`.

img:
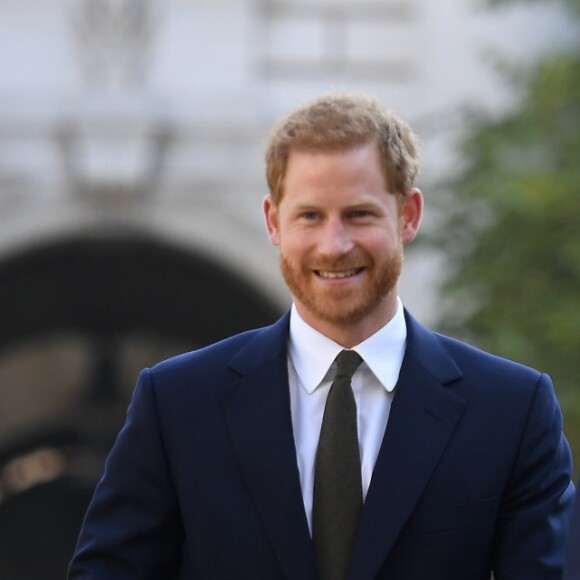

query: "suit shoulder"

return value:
[435, 331, 544, 384]
[135, 315, 289, 404]
[151, 326, 266, 376]
[405, 310, 545, 388]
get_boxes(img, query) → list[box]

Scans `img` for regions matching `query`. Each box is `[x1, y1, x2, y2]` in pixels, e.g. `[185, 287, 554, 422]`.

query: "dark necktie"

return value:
[313, 350, 363, 580]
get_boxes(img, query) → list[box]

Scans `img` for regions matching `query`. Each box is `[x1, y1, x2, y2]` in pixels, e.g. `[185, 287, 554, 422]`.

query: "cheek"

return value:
[281, 238, 309, 263]
[280, 228, 315, 254]
[356, 228, 399, 253]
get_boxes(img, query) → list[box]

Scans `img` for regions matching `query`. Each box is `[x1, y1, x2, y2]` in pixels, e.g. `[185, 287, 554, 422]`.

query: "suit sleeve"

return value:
[493, 373, 575, 579]
[68, 368, 184, 579]
[563, 476, 580, 580]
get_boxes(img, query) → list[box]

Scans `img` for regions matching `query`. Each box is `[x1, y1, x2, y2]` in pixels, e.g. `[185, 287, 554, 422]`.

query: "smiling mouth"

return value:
[315, 268, 363, 279]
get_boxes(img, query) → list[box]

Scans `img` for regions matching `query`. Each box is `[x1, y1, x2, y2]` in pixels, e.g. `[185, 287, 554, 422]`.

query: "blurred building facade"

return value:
[0, 0, 574, 577]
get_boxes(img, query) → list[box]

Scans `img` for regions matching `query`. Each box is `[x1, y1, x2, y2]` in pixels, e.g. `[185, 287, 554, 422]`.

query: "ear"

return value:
[263, 195, 281, 246]
[400, 188, 423, 245]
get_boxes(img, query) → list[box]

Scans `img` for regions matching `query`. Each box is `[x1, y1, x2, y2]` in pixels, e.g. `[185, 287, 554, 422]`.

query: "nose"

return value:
[317, 218, 354, 258]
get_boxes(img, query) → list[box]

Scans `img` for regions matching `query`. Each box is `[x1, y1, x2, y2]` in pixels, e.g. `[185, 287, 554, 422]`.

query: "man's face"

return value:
[264, 142, 422, 342]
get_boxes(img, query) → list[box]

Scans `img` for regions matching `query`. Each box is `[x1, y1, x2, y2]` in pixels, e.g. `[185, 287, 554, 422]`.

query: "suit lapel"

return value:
[219, 314, 318, 580]
[350, 313, 466, 580]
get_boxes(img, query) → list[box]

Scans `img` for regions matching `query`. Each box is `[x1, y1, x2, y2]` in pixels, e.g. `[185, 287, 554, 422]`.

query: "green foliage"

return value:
[430, 13, 580, 469]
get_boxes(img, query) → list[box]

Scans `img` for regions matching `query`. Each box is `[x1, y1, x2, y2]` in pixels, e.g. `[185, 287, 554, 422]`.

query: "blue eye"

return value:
[351, 210, 371, 218]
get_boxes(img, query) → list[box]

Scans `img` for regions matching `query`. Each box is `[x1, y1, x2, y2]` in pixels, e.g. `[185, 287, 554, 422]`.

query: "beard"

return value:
[279, 246, 403, 327]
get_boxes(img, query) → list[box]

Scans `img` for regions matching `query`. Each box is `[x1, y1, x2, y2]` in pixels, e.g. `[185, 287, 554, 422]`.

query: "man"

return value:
[69, 93, 574, 579]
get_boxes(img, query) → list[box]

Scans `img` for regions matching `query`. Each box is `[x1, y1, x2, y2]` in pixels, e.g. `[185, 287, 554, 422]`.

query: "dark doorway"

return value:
[0, 232, 281, 579]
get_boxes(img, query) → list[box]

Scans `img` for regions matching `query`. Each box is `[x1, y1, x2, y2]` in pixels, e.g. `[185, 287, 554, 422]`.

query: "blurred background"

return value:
[0, 0, 578, 577]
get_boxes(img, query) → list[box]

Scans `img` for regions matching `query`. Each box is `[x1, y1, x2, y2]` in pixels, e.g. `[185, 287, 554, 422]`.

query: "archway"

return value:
[0, 232, 281, 579]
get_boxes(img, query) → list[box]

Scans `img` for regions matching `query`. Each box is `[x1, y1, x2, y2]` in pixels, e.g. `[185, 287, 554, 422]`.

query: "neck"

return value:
[295, 296, 399, 348]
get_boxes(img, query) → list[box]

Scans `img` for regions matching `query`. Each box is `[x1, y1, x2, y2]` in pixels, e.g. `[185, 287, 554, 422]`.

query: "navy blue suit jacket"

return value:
[564, 476, 580, 579]
[70, 311, 574, 579]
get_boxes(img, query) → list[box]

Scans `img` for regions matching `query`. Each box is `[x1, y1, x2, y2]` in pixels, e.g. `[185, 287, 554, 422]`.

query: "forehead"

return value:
[284, 142, 386, 189]
[287, 140, 381, 165]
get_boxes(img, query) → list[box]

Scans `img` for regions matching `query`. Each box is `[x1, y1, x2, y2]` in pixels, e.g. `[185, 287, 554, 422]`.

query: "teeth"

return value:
[318, 269, 359, 279]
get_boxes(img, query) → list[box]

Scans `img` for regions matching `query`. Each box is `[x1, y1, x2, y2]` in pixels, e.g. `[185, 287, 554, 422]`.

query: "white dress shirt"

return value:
[288, 299, 407, 533]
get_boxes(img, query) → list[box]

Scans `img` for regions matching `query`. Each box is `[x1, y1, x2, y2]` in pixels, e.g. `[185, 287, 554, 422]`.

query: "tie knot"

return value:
[334, 350, 363, 380]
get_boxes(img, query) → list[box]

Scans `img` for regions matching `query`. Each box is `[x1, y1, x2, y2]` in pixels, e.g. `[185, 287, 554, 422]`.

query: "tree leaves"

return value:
[430, 10, 580, 466]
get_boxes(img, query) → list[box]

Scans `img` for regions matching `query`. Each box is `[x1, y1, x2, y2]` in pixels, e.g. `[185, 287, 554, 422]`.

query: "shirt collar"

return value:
[288, 299, 407, 394]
